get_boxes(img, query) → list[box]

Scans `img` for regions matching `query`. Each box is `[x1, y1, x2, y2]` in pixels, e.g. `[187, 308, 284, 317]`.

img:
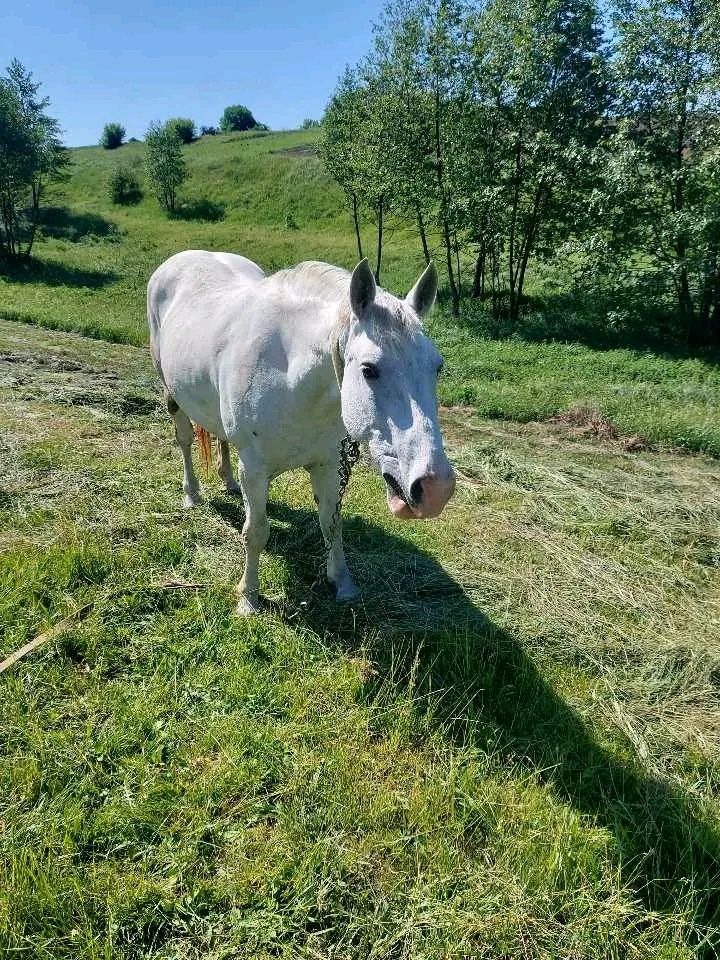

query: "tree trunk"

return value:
[710, 275, 720, 344]
[472, 243, 486, 299]
[491, 246, 500, 317]
[507, 132, 523, 320]
[432, 42, 459, 317]
[442, 218, 459, 316]
[678, 260, 697, 342]
[25, 178, 42, 259]
[352, 193, 363, 261]
[697, 241, 719, 344]
[375, 196, 383, 285]
[416, 204, 430, 265]
[454, 232, 461, 295]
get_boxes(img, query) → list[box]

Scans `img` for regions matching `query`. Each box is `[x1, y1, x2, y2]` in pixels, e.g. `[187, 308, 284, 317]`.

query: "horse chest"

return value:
[223, 361, 343, 471]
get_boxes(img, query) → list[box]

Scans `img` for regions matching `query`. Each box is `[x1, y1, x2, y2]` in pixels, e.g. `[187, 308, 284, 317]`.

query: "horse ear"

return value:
[406, 261, 437, 318]
[350, 258, 376, 318]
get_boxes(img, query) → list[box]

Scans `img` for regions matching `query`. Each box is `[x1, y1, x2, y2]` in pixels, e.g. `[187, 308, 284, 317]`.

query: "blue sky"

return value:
[2, 0, 385, 146]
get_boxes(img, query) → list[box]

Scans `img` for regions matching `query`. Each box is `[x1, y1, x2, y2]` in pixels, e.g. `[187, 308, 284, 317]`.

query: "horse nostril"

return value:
[409, 478, 424, 505]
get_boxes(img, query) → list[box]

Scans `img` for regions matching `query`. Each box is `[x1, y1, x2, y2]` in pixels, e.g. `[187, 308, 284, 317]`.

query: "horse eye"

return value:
[361, 363, 379, 380]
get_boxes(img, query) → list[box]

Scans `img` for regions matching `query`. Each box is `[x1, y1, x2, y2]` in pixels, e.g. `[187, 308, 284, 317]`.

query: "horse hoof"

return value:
[184, 492, 202, 509]
[236, 594, 262, 616]
[335, 580, 360, 603]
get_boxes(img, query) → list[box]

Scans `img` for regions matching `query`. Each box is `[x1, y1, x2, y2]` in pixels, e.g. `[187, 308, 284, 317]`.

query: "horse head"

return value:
[336, 259, 456, 520]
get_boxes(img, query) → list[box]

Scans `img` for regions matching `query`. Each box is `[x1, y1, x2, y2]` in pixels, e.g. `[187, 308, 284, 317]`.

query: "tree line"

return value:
[100, 105, 263, 150]
[0, 61, 268, 251]
[320, 0, 720, 344]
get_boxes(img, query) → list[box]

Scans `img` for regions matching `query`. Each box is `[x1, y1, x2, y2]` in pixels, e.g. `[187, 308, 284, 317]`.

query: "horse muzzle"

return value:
[383, 469, 456, 520]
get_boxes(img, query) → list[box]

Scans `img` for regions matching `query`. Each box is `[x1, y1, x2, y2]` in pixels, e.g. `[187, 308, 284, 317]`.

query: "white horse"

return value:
[147, 250, 455, 614]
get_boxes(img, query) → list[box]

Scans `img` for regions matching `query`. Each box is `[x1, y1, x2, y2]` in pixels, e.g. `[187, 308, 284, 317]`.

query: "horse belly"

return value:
[159, 320, 228, 437]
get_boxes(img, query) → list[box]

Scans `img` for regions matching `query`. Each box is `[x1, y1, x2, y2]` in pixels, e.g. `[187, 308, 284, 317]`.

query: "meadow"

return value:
[1, 129, 719, 456]
[0, 130, 719, 959]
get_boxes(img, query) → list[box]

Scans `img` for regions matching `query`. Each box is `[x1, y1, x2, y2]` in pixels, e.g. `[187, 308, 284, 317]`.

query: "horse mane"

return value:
[269, 261, 351, 304]
[267, 261, 424, 345]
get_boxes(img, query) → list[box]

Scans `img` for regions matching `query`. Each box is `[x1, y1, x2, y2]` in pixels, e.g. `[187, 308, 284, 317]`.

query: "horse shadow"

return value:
[211, 494, 720, 950]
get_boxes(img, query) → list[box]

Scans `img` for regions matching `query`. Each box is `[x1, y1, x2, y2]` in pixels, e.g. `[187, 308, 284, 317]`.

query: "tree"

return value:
[360, 0, 471, 313]
[100, 122, 125, 149]
[597, 0, 720, 343]
[144, 121, 187, 213]
[166, 117, 196, 144]
[220, 104, 257, 132]
[320, 69, 368, 263]
[461, 0, 608, 321]
[301, 118, 321, 129]
[0, 59, 67, 258]
[322, 0, 608, 320]
[109, 164, 142, 204]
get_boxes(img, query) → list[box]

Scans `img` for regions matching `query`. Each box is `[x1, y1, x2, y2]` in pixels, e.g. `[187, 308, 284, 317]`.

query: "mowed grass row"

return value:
[0, 129, 719, 456]
[1, 320, 719, 958]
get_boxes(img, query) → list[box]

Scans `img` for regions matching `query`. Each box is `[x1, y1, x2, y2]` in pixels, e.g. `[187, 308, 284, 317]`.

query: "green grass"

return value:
[1, 320, 719, 958]
[1, 131, 720, 957]
[433, 329, 720, 457]
[1, 129, 719, 455]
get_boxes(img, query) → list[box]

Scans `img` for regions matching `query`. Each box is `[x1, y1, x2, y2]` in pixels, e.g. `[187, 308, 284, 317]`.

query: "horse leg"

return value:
[236, 454, 269, 615]
[308, 463, 359, 602]
[166, 392, 201, 508]
[217, 440, 241, 495]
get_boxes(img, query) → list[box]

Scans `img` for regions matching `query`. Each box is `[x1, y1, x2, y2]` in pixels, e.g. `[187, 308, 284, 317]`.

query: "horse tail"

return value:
[194, 424, 213, 477]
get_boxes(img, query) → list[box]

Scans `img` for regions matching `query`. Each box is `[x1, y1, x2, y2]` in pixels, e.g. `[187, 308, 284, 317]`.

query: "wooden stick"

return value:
[0, 603, 93, 675]
[154, 580, 206, 591]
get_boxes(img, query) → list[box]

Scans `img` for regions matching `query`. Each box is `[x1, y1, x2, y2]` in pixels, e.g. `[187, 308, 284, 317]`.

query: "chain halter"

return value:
[307, 336, 361, 598]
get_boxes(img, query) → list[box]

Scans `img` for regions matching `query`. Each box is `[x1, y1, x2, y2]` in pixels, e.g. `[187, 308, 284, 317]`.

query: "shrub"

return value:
[301, 118, 320, 129]
[171, 197, 225, 222]
[100, 122, 125, 149]
[220, 104, 257, 132]
[108, 165, 142, 205]
[200, 125, 217, 136]
[144, 121, 187, 213]
[166, 117, 196, 144]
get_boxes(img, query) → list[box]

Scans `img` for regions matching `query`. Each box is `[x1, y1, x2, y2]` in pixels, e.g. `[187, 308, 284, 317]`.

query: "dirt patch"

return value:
[548, 406, 653, 453]
[549, 406, 619, 440]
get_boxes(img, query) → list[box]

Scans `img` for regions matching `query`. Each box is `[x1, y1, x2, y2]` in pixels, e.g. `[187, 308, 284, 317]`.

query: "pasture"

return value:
[1, 130, 719, 958]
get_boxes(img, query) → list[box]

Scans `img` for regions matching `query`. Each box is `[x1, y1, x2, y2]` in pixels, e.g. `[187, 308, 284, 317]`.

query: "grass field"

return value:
[1, 129, 719, 456]
[1, 319, 719, 958]
[1, 130, 719, 958]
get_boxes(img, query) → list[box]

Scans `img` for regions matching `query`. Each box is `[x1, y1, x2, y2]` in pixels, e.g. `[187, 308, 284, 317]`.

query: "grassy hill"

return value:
[0, 128, 719, 455]
[1, 318, 719, 958]
[1, 130, 720, 957]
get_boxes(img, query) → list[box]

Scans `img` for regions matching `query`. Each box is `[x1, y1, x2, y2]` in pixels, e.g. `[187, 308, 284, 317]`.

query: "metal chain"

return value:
[308, 433, 361, 596]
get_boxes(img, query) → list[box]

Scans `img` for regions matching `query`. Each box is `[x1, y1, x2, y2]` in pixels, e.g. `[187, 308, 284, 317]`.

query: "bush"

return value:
[166, 117, 196, 144]
[301, 118, 320, 129]
[100, 122, 125, 150]
[171, 197, 225, 222]
[108, 165, 142, 205]
[144, 121, 187, 213]
[220, 104, 257, 132]
[200, 125, 217, 136]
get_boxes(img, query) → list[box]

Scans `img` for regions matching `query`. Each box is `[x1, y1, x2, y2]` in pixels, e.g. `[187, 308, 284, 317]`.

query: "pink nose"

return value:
[409, 471, 456, 519]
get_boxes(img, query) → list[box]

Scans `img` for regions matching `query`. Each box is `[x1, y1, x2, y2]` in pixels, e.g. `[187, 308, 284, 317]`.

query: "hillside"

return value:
[1, 130, 720, 956]
[0, 129, 719, 455]
[0, 129, 416, 345]
[1, 318, 719, 957]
